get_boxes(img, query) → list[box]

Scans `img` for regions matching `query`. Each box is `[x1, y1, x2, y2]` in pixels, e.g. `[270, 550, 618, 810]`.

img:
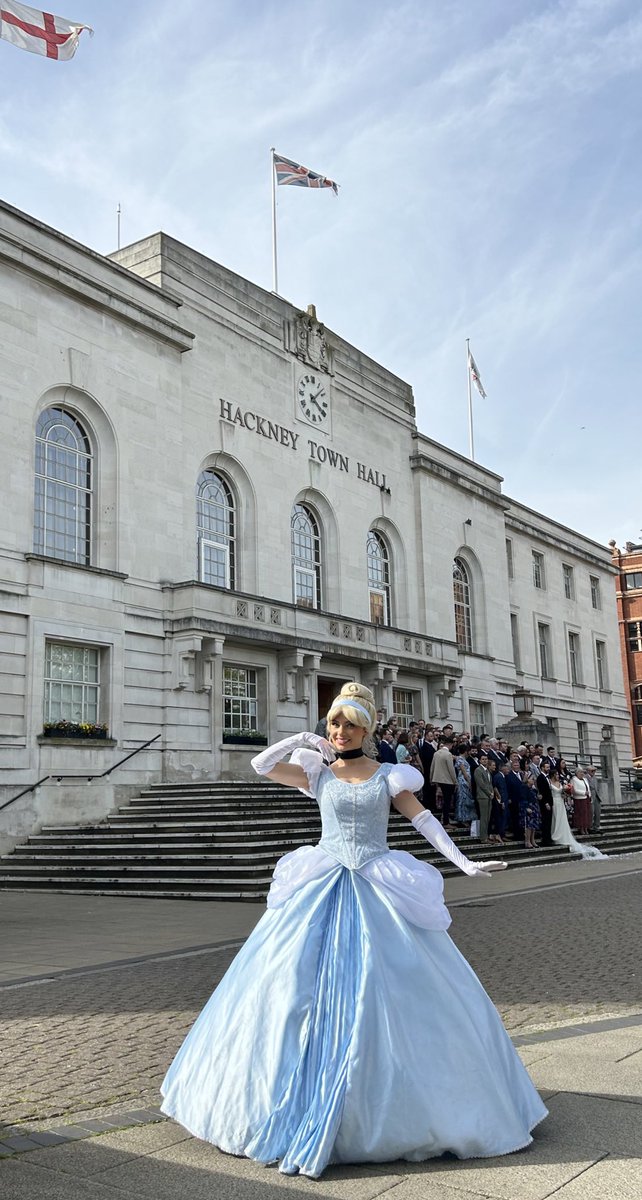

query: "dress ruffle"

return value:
[267, 844, 451, 931]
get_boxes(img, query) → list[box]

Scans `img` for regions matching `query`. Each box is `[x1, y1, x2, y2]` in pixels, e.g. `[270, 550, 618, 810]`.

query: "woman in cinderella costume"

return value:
[161, 682, 547, 1178]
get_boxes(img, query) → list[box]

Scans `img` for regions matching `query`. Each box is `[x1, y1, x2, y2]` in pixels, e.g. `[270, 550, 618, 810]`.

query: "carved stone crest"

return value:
[286, 303, 331, 372]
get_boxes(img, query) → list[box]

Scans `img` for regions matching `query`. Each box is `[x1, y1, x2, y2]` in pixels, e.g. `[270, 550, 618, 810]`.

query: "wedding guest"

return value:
[520, 775, 541, 850]
[570, 766, 592, 837]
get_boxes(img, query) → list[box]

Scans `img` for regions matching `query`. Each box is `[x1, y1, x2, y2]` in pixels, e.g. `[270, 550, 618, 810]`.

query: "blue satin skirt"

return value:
[161, 866, 547, 1177]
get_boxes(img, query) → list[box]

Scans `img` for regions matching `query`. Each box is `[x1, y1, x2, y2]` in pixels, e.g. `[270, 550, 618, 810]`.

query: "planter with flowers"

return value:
[222, 729, 267, 747]
[42, 721, 109, 740]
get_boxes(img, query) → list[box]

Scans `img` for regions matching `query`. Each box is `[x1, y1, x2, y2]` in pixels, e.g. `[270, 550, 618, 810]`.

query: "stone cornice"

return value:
[409, 451, 510, 510]
[503, 509, 613, 571]
[0, 212, 194, 354]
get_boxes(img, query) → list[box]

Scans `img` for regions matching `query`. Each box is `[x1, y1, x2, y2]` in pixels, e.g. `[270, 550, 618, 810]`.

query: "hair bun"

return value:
[340, 682, 374, 703]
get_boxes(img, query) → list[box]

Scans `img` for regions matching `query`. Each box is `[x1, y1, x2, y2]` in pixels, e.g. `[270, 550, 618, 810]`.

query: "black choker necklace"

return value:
[334, 748, 365, 760]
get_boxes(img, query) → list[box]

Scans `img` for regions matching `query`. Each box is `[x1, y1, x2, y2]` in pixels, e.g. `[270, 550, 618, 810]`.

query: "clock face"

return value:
[297, 373, 329, 425]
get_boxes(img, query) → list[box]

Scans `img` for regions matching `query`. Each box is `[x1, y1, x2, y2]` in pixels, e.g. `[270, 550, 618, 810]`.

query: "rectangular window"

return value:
[44, 642, 100, 725]
[469, 700, 492, 739]
[595, 640, 608, 690]
[200, 538, 230, 589]
[392, 688, 417, 724]
[222, 665, 259, 734]
[510, 612, 521, 670]
[369, 588, 387, 626]
[532, 550, 545, 589]
[294, 566, 317, 609]
[537, 622, 552, 678]
[577, 721, 588, 760]
[624, 572, 642, 591]
[506, 538, 514, 580]
[562, 563, 575, 600]
[627, 621, 642, 652]
[590, 575, 601, 610]
[635, 703, 642, 727]
[568, 631, 582, 685]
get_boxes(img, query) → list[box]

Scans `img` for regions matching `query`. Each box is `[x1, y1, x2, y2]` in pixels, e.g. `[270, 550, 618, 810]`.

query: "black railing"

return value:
[0, 734, 162, 815]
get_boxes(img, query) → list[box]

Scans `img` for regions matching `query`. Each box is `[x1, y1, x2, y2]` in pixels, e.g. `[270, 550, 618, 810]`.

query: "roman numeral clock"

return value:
[297, 373, 329, 427]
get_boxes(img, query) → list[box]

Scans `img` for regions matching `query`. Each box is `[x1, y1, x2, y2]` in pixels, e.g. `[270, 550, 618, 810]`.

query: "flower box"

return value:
[222, 733, 267, 746]
[42, 724, 108, 740]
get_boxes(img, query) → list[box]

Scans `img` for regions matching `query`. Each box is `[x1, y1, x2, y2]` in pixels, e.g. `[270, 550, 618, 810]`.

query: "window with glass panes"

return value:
[469, 700, 492, 738]
[538, 622, 552, 678]
[590, 575, 601, 609]
[568, 631, 582, 684]
[532, 551, 545, 589]
[510, 612, 521, 669]
[633, 685, 642, 727]
[291, 504, 321, 609]
[624, 572, 642, 591]
[577, 721, 588, 759]
[562, 563, 575, 600]
[367, 531, 391, 626]
[595, 641, 608, 690]
[222, 666, 258, 734]
[392, 689, 416, 724]
[34, 408, 92, 565]
[505, 538, 514, 579]
[628, 621, 642, 652]
[44, 642, 99, 725]
[453, 558, 473, 652]
[197, 471, 235, 589]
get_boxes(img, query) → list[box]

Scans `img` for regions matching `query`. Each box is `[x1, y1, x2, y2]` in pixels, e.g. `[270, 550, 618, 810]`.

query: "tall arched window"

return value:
[34, 407, 92, 565]
[291, 503, 322, 609]
[197, 470, 235, 589]
[367, 530, 391, 626]
[453, 557, 473, 652]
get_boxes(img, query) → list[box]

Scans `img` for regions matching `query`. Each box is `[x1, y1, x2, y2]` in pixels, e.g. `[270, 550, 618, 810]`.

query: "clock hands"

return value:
[311, 395, 326, 415]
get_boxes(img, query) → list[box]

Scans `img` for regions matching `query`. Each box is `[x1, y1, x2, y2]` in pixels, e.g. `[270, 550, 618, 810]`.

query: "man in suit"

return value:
[505, 755, 524, 840]
[417, 728, 438, 812]
[543, 745, 560, 771]
[586, 765, 602, 832]
[377, 727, 397, 765]
[536, 759, 554, 845]
[474, 753, 495, 843]
[429, 737, 458, 827]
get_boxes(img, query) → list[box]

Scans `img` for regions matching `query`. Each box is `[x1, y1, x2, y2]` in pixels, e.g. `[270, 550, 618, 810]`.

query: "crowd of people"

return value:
[370, 718, 603, 850]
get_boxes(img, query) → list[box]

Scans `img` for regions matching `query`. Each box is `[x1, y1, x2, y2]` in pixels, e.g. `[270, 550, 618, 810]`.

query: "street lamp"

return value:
[600, 724, 612, 742]
[513, 688, 535, 718]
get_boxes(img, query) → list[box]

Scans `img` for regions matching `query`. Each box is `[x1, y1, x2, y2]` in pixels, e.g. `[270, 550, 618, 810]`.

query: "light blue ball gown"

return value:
[161, 755, 547, 1178]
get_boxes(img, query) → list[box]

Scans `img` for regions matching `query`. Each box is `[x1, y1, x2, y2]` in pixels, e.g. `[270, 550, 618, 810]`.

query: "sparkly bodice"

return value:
[316, 764, 393, 869]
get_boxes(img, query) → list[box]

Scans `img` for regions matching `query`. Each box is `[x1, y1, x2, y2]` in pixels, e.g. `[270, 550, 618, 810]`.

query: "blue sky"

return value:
[1, 0, 641, 548]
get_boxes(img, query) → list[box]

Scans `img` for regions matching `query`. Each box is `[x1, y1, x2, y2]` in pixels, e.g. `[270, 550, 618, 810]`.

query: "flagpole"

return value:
[466, 337, 475, 461]
[270, 147, 278, 294]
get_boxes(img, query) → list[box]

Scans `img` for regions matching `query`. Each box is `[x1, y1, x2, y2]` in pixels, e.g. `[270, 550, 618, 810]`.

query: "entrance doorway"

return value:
[317, 677, 339, 728]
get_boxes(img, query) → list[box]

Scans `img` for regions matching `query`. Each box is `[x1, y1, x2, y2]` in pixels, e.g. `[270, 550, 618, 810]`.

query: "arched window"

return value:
[453, 557, 473, 652]
[34, 407, 92, 565]
[291, 503, 322, 609]
[367, 530, 391, 626]
[197, 470, 235, 589]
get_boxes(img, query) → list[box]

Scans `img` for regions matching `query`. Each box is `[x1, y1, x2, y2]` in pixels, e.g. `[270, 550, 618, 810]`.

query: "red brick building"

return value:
[610, 540, 642, 763]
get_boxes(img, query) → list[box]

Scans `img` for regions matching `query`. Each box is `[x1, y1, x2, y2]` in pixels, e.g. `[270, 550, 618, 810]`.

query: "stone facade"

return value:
[0, 199, 632, 851]
[610, 541, 642, 762]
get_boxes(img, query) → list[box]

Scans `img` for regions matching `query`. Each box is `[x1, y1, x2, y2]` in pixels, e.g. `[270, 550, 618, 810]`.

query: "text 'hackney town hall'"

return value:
[0, 198, 633, 848]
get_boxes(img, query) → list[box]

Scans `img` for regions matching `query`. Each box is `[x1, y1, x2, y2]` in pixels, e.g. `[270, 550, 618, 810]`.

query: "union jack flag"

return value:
[274, 153, 338, 195]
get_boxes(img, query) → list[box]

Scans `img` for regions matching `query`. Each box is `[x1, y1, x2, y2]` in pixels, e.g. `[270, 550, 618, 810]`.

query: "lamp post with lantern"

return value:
[599, 723, 621, 806]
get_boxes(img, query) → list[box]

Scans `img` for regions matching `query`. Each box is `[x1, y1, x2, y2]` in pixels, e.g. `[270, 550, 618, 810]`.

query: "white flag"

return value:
[0, 2, 92, 60]
[468, 349, 487, 399]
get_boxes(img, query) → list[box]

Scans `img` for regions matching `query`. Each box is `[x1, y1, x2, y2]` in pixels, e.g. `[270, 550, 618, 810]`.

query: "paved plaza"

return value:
[1, 856, 641, 1198]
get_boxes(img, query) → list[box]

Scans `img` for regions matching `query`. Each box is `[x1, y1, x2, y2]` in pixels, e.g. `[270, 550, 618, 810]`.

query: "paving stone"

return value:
[97, 1135, 406, 1198]
[549, 1153, 642, 1199]
[0, 1159, 136, 1199]
[18, 1121, 191, 1176]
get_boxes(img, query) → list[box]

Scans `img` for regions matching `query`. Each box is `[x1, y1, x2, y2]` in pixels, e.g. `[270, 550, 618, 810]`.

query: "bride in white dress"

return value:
[549, 770, 605, 859]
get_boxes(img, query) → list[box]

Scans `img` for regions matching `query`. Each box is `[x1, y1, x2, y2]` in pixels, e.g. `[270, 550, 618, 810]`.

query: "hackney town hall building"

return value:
[0, 199, 631, 848]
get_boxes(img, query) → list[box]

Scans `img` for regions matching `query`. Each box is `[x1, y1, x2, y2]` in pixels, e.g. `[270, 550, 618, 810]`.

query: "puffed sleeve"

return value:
[289, 747, 325, 798]
[387, 763, 424, 796]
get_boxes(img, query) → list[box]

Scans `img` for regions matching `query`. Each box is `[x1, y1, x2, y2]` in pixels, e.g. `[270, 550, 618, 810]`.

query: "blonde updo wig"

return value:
[326, 682, 377, 734]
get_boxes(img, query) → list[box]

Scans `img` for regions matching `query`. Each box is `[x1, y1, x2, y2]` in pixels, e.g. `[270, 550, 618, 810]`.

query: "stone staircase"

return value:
[0, 780, 641, 900]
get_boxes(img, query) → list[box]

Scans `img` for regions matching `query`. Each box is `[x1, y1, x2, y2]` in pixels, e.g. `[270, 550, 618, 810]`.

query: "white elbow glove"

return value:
[411, 809, 507, 878]
[251, 732, 335, 776]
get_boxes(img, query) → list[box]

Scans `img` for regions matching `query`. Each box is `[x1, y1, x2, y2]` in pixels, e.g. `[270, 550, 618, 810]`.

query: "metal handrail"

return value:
[0, 734, 162, 815]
